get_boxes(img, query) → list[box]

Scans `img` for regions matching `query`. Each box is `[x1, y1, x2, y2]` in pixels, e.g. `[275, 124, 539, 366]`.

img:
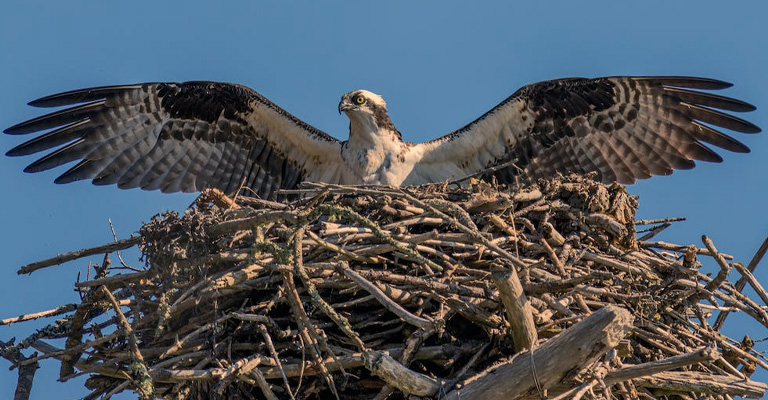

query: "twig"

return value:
[17, 236, 141, 274]
[604, 346, 720, 385]
[634, 371, 766, 398]
[0, 304, 78, 326]
[338, 262, 434, 330]
[98, 286, 154, 400]
[714, 234, 768, 330]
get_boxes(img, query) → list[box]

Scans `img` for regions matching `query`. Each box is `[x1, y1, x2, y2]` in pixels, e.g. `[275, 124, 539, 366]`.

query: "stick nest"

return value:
[2, 174, 767, 400]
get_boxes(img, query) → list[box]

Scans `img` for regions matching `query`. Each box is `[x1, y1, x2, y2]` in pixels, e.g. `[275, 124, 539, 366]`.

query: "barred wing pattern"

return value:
[5, 82, 343, 198]
[414, 77, 760, 185]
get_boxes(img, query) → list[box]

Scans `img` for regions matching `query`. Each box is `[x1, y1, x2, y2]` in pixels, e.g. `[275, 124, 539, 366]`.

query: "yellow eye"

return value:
[355, 96, 365, 104]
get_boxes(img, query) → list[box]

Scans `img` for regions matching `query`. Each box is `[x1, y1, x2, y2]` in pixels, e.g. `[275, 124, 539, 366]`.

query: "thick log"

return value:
[492, 267, 537, 350]
[444, 305, 633, 400]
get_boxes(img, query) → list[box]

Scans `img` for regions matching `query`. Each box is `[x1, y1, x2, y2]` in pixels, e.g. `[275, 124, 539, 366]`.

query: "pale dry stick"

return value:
[550, 379, 599, 400]
[259, 324, 296, 400]
[678, 277, 768, 329]
[338, 262, 433, 330]
[714, 234, 768, 331]
[107, 219, 139, 271]
[232, 313, 291, 339]
[582, 252, 658, 280]
[15, 331, 121, 369]
[171, 259, 268, 309]
[363, 350, 440, 397]
[150, 350, 211, 370]
[215, 355, 265, 395]
[282, 269, 340, 399]
[159, 314, 231, 359]
[516, 217, 566, 275]
[208, 210, 298, 236]
[98, 286, 154, 400]
[703, 235, 732, 292]
[356, 269, 487, 299]
[306, 230, 381, 264]
[199, 187, 242, 210]
[17, 236, 141, 275]
[236, 195, 289, 210]
[634, 217, 686, 225]
[640, 240, 734, 260]
[441, 295, 503, 329]
[256, 345, 458, 379]
[666, 308, 768, 371]
[634, 371, 766, 398]
[242, 366, 280, 400]
[731, 262, 768, 309]
[0, 304, 78, 326]
[603, 346, 719, 385]
[73, 271, 149, 288]
[101, 380, 131, 400]
[636, 222, 671, 242]
[290, 227, 358, 391]
[401, 190, 529, 269]
[372, 327, 439, 400]
[315, 203, 445, 273]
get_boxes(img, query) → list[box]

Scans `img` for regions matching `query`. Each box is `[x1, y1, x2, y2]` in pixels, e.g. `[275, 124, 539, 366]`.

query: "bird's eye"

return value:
[355, 95, 366, 104]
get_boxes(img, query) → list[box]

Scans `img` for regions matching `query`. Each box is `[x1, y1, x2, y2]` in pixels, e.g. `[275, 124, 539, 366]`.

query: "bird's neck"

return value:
[343, 112, 405, 183]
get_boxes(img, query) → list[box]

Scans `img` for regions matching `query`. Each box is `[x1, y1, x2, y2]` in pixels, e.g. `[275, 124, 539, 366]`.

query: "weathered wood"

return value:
[17, 236, 141, 275]
[492, 267, 537, 351]
[363, 350, 439, 397]
[444, 305, 633, 400]
[635, 371, 766, 398]
[604, 346, 720, 385]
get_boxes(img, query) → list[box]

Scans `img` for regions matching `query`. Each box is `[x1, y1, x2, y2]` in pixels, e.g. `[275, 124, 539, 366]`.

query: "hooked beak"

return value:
[338, 98, 352, 114]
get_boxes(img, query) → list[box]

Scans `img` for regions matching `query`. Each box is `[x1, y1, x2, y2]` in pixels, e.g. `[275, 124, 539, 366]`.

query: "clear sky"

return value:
[1, 1, 767, 398]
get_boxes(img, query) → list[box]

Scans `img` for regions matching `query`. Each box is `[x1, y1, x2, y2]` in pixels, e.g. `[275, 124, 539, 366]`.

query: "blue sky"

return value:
[1, 1, 767, 398]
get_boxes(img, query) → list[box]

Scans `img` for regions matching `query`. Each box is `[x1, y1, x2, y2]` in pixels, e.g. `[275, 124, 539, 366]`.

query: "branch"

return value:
[444, 305, 633, 400]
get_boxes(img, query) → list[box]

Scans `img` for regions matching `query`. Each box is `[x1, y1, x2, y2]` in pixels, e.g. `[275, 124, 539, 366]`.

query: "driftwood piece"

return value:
[492, 266, 537, 350]
[444, 305, 633, 400]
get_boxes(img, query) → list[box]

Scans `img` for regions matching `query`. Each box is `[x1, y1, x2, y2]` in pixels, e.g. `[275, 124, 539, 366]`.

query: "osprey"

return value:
[4, 77, 760, 198]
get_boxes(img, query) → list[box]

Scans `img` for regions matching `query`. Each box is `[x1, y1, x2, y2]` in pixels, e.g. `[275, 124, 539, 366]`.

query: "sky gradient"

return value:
[1, 1, 767, 398]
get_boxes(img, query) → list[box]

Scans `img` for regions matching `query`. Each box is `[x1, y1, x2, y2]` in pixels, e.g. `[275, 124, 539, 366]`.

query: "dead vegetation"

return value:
[1, 174, 767, 399]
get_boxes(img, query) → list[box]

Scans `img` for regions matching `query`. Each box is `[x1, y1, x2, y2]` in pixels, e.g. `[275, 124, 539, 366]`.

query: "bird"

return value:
[4, 77, 760, 199]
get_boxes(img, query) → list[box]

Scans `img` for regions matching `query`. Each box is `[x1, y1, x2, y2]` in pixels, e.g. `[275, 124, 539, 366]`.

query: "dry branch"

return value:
[444, 305, 633, 400]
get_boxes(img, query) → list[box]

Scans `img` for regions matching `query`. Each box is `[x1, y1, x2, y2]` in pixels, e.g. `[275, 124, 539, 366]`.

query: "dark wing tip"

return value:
[655, 76, 733, 90]
[6, 145, 28, 157]
[27, 84, 146, 108]
[4, 122, 27, 135]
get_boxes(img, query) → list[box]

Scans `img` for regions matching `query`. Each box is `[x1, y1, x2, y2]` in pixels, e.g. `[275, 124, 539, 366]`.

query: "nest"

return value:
[2, 174, 767, 399]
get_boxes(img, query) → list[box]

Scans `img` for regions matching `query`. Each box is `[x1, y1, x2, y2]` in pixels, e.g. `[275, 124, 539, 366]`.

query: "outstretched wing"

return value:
[410, 77, 760, 185]
[5, 82, 343, 198]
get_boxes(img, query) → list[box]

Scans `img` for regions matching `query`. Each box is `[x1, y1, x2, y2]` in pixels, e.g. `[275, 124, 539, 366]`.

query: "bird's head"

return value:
[338, 90, 386, 115]
[338, 90, 399, 138]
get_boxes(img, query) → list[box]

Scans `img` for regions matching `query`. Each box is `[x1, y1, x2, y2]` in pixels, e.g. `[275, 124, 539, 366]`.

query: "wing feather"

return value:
[5, 82, 344, 198]
[410, 76, 759, 185]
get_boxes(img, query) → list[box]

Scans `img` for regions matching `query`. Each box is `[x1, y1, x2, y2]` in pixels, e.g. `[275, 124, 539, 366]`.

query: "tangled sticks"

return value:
[2, 174, 767, 399]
